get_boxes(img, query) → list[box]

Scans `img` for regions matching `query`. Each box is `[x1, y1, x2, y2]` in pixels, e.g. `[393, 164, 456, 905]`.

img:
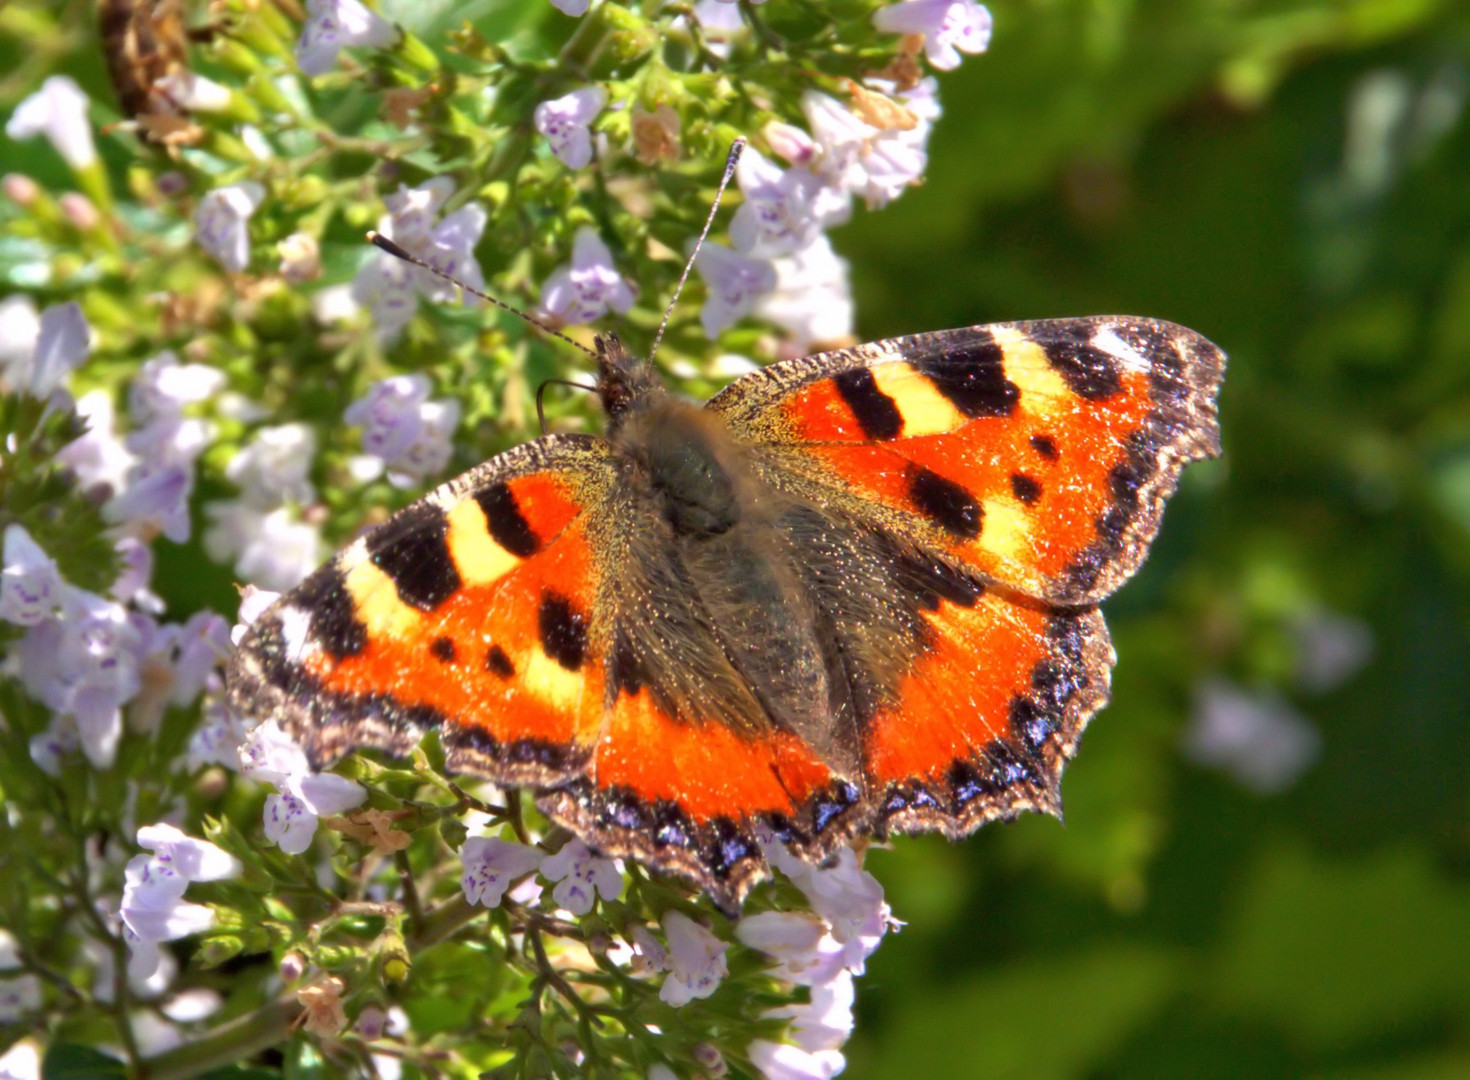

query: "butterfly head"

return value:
[595, 332, 664, 428]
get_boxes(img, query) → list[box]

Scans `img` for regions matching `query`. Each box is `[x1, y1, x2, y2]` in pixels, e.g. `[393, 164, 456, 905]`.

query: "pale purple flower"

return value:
[29, 716, 80, 777]
[1291, 609, 1373, 693]
[110, 536, 161, 612]
[344, 373, 428, 459]
[296, 0, 398, 77]
[137, 823, 239, 882]
[25, 301, 91, 399]
[730, 149, 825, 256]
[855, 78, 940, 209]
[696, 242, 777, 338]
[540, 227, 635, 325]
[747, 1039, 845, 1080]
[1183, 678, 1321, 794]
[128, 351, 225, 431]
[756, 235, 853, 348]
[13, 589, 143, 768]
[0, 974, 43, 1024]
[660, 911, 728, 1006]
[187, 686, 245, 771]
[241, 720, 366, 854]
[535, 86, 605, 170]
[647, 1066, 678, 1080]
[57, 391, 135, 499]
[767, 843, 891, 952]
[1, 524, 64, 626]
[5, 75, 96, 168]
[105, 459, 194, 542]
[226, 423, 317, 508]
[764, 121, 817, 166]
[196, 182, 264, 272]
[146, 611, 231, 709]
[388, 398, 460, 487]
[461, 837, 544, 908]
[120, 826, 236, 981]
[540, 839, 623, 915]
[629, 923, 669, 974]
[352, 179, 487, 342]
[548, 0, 591, 14]
[873, 0, 992, 70]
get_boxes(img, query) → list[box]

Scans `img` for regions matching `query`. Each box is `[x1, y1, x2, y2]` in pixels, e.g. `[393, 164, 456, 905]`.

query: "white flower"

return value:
[296, 0, 398, 77]
[747, 1039, 845, 1080]
[0, 524, 64, 627]
[548, 0, 591, 14]
[188, 688, 246, 771]
[534, 86, 605, 170]
[756, 235, 853, 348]
[153, 70, 233, 111]
[241, 721, 367, 854]
[801, 81, 940, 212]
[0, 974, 43, 1024]
[226, 423, 317, 508]
[735, 911, 829, 979]
[660, 911, 727, 1007]
[769, 971, 855, 1052]
[629, 923, 669, 974]
[205, 503, 321, 592]
[539, 839, 623, 915]
[352, 179, 487, 343]
[5, 75, 96, 168]
[730, 148, 825, 257]
[0, 294, 40, 387]
[19, 299, 91, 402]
[768, 844, 891, 952]
[461, 837, 544, 908]
[873, 0, 992, 70]
[1183, 678, 1322, 794]
[195, 181, 265, 272]
[695, 242, 777, 338]
[647, 1066, 678, 1080]
[540, 227, 635, 325]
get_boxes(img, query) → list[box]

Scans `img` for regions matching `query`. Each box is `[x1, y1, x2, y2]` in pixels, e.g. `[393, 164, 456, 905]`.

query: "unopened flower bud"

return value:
[59, 192, 99, 230]
[3, 173, 40, 206]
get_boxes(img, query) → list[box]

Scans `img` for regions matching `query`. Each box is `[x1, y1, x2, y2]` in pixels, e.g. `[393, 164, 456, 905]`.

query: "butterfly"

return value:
[226, 315, 1224, 912]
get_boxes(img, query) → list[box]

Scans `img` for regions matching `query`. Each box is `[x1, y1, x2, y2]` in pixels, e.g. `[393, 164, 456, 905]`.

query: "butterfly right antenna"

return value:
[647, 136, 746, 363]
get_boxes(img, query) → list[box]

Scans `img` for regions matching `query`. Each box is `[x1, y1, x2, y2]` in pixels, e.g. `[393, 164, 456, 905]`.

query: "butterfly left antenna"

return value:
[647, 136, 746, 362]
[365, 231, 599, 359]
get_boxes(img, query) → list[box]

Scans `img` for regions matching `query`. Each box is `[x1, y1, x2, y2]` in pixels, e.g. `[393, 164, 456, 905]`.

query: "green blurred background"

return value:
[842, 2, 1470, 1077]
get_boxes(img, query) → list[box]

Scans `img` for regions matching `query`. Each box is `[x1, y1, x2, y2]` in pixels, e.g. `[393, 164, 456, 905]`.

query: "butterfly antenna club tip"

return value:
[366, 230, 598, 359]
[648, 136, 746, 363]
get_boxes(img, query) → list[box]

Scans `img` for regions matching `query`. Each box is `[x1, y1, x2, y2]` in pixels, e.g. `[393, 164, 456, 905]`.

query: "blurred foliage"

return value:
[843, 1, 1470, 1078]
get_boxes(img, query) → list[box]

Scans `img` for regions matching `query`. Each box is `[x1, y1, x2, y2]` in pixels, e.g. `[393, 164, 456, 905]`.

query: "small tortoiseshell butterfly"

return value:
[227, 313, 1224, 911]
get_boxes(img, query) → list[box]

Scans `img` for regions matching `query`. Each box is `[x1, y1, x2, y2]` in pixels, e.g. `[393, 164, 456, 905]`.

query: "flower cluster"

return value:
[0, 0, 1000, 1074]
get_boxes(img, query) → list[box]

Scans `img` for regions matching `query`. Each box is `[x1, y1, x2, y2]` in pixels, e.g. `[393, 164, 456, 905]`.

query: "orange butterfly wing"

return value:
[709, 316, 1224, 839]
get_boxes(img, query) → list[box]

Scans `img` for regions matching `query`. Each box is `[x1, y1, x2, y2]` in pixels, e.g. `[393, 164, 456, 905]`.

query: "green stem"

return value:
[138, 999, 301, 1080]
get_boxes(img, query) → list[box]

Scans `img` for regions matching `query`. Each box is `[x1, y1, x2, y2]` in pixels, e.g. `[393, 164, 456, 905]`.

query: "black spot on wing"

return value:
[1011, 473, 1042, 504]
[608, 631, 645, 697]
[476, 481, 540, 558]
[832, 367, 903, 440]
[430, 636, 456, 663]
[366, 504, 462, 611]
[1030, 434, 1058, 460]
[1039, 325, 1123, 400]
[909, 466, 983, 539]
[884, 541, 985, 611]
[293, 565, 367, 660]
[910, 331, 1019, 418]
[485, 644, 515, 678]
[539, 592, 588, 671]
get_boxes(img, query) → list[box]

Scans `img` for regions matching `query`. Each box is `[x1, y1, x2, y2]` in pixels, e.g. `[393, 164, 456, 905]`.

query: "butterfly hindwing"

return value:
[227, 435, 618, 786]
